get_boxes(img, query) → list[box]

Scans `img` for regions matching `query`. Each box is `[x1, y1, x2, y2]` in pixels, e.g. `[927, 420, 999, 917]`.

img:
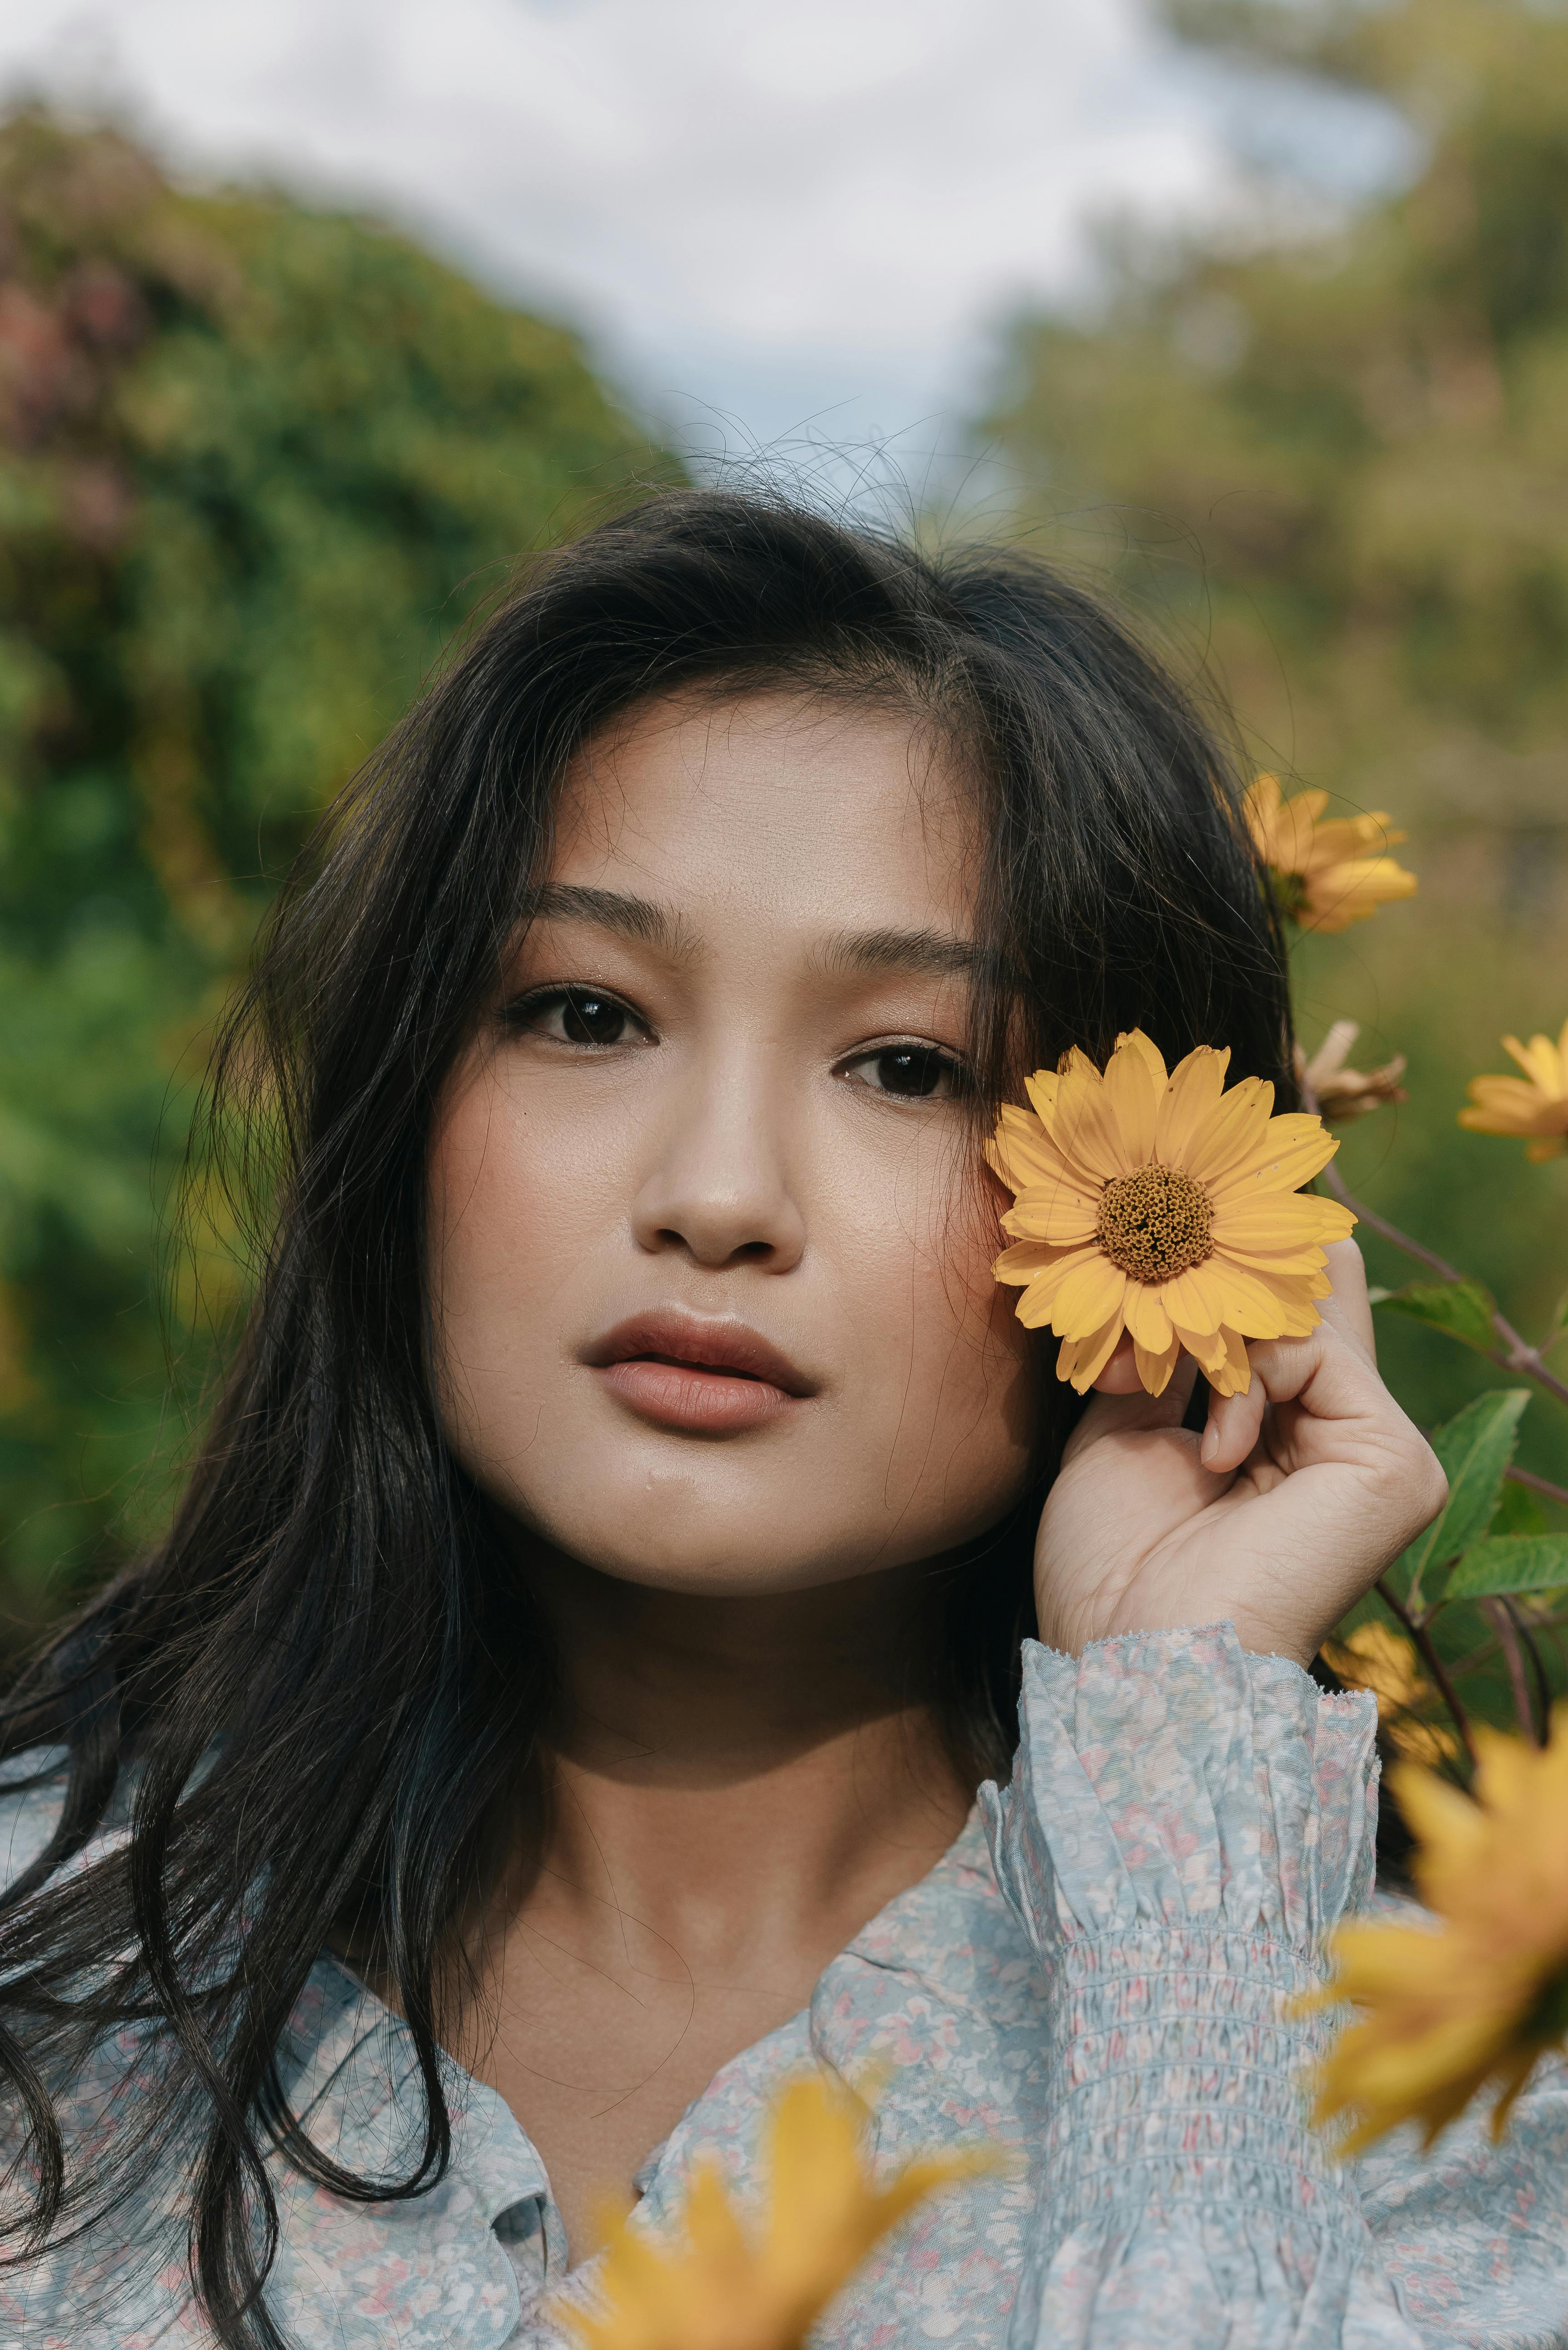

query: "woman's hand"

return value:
[1032, 1240, 1448, 1668]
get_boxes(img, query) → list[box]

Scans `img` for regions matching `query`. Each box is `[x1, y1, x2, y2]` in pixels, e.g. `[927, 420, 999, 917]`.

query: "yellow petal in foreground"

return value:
[1297, 1708, 1568, 2154]
[1459, 1018, 1568, 1161]
[990, 1028, 1354, 1396]
[558, 2073, 1002, 2350]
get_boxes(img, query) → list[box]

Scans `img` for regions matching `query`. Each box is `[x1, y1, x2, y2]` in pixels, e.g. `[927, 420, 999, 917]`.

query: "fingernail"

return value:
[1202, 1422, 1219, 1462]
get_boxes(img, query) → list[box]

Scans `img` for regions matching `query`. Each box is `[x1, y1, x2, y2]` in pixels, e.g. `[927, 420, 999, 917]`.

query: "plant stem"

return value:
[1505, 1464, 1568, 1511]
[1319, 1156, 1568, 1413]
[1377, 1576, 1478, 1771]
[1483, 1596, 1543, 1744]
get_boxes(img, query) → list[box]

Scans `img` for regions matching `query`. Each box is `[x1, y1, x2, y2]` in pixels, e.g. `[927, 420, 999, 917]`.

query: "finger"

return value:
[1202, 1373, 1267, 1476]
[1319, 1236, 1376, 1361]
[1092, 1333, 1143, 1394]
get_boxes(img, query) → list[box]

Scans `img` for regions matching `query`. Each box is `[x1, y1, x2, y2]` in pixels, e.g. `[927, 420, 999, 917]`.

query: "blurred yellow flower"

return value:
[1244, 774, 1417, 933]
[557, 2072, 1000, 2350]
[1299, 1712, 1568, 2154]
[1458, 1019, 1568, 1162]
[1320, 1622, 1458, 1767]
[988, 1028, 1355, 1398]
[1296, 1021, 1407, 1127]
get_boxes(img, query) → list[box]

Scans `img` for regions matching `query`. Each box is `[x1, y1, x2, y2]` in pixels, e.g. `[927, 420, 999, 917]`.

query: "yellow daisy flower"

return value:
[1458, 1019, 1568, 1162]
[1299, 1712, 1568, 2154]
[1244, 773, 1417, 933]
[557, 2072, 1000, 2350]
[988, 1028, 1356, 1399]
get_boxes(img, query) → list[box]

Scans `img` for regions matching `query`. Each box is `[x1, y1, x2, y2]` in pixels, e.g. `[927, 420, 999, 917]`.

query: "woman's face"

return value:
[428, 689, 1038, 1596]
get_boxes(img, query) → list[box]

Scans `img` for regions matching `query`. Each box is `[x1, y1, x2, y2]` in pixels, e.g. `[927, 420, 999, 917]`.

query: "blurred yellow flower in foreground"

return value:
[1244, 774, 1417, 933]
[989, 1028, 1354, 1399]
[1320, 1622, 1458, 1767]
[1296, 1021, 1407, 1127]
[557, 2073, 1000, 2350]
[1459, 1019, 1568, 1162]
[1299, 1712, 1568, 2154]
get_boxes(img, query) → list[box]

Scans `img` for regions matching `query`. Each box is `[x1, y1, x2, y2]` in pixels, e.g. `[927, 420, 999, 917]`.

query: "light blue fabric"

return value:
[3, 1623, 1566, 2347]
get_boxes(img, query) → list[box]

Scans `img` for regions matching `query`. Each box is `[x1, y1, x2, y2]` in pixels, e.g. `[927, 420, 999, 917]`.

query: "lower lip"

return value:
[596, 1358, 799, 1434]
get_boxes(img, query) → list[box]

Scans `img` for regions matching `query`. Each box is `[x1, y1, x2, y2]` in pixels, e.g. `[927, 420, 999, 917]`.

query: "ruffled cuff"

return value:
[979, 1625, 1399, 2346]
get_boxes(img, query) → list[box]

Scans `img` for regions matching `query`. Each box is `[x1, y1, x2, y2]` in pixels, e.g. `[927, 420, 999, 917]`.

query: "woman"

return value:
[0, 491, 1559, 2350]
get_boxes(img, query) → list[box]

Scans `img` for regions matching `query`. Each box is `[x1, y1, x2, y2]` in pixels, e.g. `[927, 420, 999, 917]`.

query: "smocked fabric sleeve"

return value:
[978, 1623, 1419, 2349]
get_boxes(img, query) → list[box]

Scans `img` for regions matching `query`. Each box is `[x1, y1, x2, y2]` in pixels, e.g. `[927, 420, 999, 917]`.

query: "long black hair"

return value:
[0, 489, 1293, 2345]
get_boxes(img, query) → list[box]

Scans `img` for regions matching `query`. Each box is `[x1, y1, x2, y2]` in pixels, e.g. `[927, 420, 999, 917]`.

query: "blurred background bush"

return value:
[0, 109, 673, 1629]
[0, 0, 1564, 1637]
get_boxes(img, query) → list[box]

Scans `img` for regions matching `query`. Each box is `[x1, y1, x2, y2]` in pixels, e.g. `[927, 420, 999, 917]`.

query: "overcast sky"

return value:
[0, 1, 1404, 490]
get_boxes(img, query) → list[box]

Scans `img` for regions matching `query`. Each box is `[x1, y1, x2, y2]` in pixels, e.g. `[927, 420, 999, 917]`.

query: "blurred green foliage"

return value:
[981, 0, 1568, 1732]
[0, 110, 675, 1625]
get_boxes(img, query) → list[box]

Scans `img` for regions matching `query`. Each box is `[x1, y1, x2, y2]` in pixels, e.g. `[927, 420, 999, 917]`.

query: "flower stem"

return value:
[1377, 1576, 1478, 1772]
[1483, 1596, 1543, 1745]
[1505, 1464, 1568, 1512]
[1318, 1157, 1568, 1413]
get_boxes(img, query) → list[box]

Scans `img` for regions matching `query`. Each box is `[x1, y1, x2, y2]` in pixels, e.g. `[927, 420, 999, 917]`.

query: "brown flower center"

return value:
[1096, 1164, 1214, 1284]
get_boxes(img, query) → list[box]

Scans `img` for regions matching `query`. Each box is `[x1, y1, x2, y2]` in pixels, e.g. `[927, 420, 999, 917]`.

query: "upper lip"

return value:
[581, 1309, 817, 1397]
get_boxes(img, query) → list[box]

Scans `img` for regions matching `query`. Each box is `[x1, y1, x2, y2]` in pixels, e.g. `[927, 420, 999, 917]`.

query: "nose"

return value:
[629, 1052, 806, 1274]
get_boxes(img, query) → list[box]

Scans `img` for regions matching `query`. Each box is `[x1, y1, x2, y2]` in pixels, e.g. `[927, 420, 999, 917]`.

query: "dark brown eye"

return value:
[559, 990, 628, 1045]
[851, 1045, 961, 1099]
[504, 988, 646, 1047]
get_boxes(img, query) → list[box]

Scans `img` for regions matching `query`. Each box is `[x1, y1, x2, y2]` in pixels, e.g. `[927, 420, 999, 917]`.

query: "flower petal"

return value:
[1160, 1266, 1226, 1336]
[1050, 1252, 1128, 1337]
[1205, 1259, 1322, 1338]
[1212, 1193, 1356, 1250]
[1301, 856, 1418, 933]
[1057, 1313, 1126, 1392]
[1044, 1063, 1137, 1184]
[1123, 1282, 1174, 1353]
[1134, 1336, 1182, 1396]
[1102, 1032, 1161, 1166]
[1011, 1246, 1100, 1326]
[1024, 1069, 1061, 1125]
[986, 1101, 1095, 1195]
[1154, 1045, 1231, 1166]
[1184, 1076, 1277, 1186]
[1206, 1115, 1339, 1203]
[1206, 1325, 1253, 1397]
[992, 1241, 1063, 1287]
[1004, 1185, 1101, 1246]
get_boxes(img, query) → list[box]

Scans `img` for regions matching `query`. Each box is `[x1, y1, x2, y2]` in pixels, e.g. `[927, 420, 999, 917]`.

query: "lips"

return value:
[582, 1309, 815, 1435]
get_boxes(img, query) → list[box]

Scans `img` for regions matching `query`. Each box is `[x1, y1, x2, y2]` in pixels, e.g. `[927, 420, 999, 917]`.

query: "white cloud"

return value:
[0, 0, 1233, 468]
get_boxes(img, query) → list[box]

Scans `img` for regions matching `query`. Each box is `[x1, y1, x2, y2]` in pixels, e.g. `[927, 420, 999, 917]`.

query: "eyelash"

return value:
[497, 986, 970, 1101]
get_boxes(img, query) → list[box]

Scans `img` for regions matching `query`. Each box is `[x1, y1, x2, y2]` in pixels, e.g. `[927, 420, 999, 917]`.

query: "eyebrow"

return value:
[518, 885, 991, 987]
[814, 925, 992, 984]
[517, 884, 694, 956]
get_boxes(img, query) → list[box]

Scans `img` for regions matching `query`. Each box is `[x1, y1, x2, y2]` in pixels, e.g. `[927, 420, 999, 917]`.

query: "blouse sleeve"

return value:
[978, 1623, 1426, 2348]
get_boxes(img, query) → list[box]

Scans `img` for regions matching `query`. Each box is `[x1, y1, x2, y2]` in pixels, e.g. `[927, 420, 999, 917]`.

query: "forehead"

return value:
[550, 689, 980, 938]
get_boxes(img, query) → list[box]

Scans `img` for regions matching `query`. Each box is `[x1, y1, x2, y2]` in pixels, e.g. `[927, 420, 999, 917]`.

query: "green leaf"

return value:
[1490, 1478, 1548, 1538]
[1399, 1388, 1532, 1612]
[1373, 1277, 1498, 1359]
[1448, 1534, 1568, 1600]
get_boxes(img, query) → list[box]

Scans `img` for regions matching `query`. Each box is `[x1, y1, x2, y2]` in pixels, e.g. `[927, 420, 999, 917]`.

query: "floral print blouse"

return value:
[4, 1622, 1567, 2347]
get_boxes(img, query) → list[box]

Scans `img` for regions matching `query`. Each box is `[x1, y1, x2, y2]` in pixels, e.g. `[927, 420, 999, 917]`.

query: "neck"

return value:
[524, 1552, 972, 1942]
[456, 1548, 975, 2255]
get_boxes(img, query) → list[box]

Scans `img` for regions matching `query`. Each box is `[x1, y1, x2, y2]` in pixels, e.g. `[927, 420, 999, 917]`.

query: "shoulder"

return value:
[0, 1747, 70, 1896]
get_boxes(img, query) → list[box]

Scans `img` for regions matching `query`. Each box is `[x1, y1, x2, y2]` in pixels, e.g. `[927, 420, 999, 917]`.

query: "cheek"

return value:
[839, 1148, 1040, 1516]
[427, 1066, 611, 1426]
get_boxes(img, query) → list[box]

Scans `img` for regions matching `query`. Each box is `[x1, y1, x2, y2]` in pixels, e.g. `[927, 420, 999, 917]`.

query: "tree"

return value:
[0, 110, 676, 1619]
